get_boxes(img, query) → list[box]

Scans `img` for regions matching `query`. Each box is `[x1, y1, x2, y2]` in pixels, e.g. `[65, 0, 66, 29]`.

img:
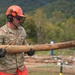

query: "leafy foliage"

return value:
[44, 0, 75, 18]
[23, 14, 37, 44]
[0, 0, 56, 14]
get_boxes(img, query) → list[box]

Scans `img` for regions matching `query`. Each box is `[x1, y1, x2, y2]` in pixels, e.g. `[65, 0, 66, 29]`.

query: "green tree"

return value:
[44, 22, 64, 42]
[23, 14, 37, 43]
[50, 11, 66, 25]
[0, 14, 6, 27]
[33, 8, 47, 43]
[64, 16, 75, 41]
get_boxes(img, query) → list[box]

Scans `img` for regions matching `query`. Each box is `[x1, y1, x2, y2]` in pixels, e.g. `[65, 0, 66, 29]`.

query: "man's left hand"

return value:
[26, 49, 35, 56]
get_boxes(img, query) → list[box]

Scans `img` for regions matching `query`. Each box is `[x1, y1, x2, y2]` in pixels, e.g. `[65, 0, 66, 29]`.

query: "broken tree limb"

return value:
[0, 40, 75, 53]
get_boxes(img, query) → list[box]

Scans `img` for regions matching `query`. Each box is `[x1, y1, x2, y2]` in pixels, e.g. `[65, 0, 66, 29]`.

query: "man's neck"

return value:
[7, 22, 17, 29]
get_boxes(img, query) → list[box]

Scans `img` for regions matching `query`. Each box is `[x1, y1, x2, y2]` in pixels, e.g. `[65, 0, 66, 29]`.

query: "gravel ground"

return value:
[24, 55, 75, 75]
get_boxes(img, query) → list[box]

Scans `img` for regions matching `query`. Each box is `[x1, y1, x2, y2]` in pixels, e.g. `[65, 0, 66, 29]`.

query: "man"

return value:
[50, 41, 54, 55]
[0, 5, 35, 75]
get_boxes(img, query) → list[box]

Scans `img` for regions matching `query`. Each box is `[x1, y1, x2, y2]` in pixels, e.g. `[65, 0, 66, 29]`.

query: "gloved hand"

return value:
[26, 48, 35, 56]
[0, 48, 7, 58]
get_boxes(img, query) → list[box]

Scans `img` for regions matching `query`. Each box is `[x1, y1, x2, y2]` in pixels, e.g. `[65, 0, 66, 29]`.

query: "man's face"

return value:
[13, 16, 25, 27]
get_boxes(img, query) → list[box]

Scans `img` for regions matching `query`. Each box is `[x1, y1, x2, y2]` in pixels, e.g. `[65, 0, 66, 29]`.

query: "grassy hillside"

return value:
[0, 0, 75, 18]
[0, 0, 56, 14]
[43, 0, 75, 18]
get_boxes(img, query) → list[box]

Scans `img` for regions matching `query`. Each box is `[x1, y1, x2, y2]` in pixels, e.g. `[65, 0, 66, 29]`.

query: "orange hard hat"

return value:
[6, 5, 25, 17]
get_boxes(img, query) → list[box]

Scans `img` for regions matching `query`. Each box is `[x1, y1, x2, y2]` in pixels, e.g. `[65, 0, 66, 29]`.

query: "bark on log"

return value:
[0, 40, 75, 53]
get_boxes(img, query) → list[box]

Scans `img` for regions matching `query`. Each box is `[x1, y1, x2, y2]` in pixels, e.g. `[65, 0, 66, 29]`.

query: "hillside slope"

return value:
[0, 0, 56, 13]
[0, 0, 75, 18]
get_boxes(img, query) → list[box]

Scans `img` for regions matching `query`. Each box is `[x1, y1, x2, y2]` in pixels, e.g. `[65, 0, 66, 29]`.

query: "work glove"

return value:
[26, 48, 35, 56]
[0, 48, 7, 58]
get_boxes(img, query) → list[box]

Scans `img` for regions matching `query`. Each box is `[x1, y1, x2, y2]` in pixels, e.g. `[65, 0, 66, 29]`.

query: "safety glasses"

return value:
[15, 16, 23, 20]
[14, 16, 26, 25]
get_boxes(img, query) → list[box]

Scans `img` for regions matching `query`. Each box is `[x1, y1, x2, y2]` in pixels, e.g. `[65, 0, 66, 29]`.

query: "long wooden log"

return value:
[0, 40, 75, 53]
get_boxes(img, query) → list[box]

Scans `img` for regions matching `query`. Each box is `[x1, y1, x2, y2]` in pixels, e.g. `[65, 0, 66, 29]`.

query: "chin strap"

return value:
[12, 21, 18, 29]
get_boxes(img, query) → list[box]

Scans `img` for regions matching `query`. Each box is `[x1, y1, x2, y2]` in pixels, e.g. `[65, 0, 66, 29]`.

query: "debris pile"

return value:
[24, 55, 75, 66]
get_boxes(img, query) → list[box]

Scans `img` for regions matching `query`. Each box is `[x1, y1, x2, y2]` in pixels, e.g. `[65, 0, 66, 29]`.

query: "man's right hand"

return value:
[0, 48, 7, 58]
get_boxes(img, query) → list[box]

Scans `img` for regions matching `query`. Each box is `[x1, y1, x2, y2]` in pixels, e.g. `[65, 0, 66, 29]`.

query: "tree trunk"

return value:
[0, 40, 75, 53]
